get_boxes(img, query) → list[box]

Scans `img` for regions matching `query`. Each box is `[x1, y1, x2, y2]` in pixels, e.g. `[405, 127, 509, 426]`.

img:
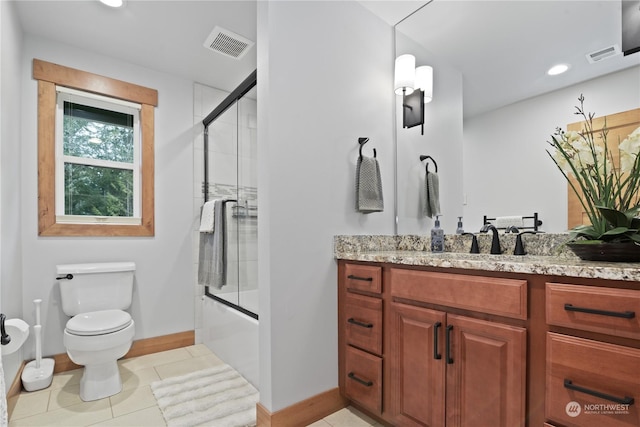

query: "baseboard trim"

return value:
[256, 387, 348, 427]
[6, 360, 27, 416]
[51, 330, 195, 374]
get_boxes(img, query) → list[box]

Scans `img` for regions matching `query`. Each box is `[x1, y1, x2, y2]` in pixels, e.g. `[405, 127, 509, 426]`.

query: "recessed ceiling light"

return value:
[99, 0, 124, 8]
[547, 64, 569, 76]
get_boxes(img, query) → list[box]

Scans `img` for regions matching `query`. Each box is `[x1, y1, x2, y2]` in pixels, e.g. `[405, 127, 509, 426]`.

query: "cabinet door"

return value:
[390, 303, 446, 427]
[446, 314, 526, 427]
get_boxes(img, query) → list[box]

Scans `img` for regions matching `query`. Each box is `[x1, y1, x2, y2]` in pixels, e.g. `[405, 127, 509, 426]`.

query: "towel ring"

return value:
[358, 137, 376, 159]
[420, 155, 438, 173]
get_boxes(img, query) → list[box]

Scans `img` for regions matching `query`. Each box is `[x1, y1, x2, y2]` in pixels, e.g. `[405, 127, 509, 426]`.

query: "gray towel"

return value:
[198, 199, 227, 289]
[356, 155, 384, 213]
[424, 171, 441, 218]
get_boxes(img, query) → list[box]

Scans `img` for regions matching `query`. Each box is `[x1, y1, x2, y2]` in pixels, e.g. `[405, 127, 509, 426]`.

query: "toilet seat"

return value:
[66, 310, 132, 336]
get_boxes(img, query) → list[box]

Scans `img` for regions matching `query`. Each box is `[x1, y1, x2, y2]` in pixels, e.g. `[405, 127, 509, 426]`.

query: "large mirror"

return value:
[394, 0, 640, 235]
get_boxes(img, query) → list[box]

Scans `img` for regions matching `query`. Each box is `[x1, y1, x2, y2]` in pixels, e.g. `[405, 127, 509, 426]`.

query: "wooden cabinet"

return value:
[339, 263, 384, 416]
[545, 283, 640, 427]
[338, 261, 640, 427]
[389, 268, 527, 427]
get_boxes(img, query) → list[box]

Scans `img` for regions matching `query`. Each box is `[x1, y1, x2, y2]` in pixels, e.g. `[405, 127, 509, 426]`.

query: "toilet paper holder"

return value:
[1, 313, 11, 345]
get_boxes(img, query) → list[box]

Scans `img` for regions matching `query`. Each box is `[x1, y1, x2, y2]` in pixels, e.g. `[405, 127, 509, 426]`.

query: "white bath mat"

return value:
[151, 364, 259, 427]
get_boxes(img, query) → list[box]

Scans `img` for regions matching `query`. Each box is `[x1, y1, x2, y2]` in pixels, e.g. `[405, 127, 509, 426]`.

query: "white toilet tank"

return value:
[56, 262, 135, 317]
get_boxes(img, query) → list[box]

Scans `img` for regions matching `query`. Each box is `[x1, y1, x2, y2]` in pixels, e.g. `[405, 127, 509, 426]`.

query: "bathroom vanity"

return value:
[336, 237, 640, 427]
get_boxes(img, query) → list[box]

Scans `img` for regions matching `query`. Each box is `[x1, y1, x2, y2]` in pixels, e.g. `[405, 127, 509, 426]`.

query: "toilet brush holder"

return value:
[21, 325, 54, 391]
[21, 300, 55, 391]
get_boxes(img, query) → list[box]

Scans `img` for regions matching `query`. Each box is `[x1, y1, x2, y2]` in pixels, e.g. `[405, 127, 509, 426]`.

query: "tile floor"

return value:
[8, 345, 379, 427]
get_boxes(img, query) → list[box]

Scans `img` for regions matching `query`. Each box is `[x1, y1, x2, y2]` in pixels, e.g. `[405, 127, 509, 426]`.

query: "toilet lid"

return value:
[66, 310, 132, 336]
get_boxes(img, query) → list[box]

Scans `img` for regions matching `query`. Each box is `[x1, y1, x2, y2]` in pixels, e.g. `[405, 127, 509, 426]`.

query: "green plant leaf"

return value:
[601, 227, 630, 236]
[596, 206, 629, 227]
[630, 234, 640, 243]
[569, 224, 601, 240]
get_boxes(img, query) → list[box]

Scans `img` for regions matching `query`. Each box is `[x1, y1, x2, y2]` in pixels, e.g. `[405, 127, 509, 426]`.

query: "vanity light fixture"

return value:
[99, 0, 124, 8]
[394, 54, 416, 95]
[395, 54, 433, 135]
[547, 63, 569, 76]
[415, 65, 433, 104]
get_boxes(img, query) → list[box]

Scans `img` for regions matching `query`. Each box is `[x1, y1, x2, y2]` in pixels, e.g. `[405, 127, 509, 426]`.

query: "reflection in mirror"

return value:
[395, 0, 640, 235]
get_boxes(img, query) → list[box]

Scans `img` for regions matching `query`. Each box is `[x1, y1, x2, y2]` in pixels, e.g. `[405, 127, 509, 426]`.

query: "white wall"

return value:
[1, 0, 25, 392]
[463, 66, 640, 233]
[257, 0, 395, 412]
[19, 36, 196, 358]
[395, 32, 464, 235]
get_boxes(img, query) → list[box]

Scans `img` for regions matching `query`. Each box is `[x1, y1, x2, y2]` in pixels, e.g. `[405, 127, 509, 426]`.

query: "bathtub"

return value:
[201, 289, 259, 388]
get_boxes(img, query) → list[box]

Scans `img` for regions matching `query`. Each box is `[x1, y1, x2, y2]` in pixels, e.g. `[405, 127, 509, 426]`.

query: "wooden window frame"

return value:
[34, 59, 158, 236]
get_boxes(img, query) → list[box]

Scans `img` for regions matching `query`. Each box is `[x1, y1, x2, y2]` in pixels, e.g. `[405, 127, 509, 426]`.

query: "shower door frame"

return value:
[202, 70, 258, 320]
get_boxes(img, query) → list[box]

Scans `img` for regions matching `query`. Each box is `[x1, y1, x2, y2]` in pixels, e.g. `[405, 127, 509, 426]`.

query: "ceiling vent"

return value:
[203, 26, 254, 60]
[586, 44, 621, 64]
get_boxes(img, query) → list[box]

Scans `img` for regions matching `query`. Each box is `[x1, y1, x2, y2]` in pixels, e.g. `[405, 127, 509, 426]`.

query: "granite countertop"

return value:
[334, 235, 640, 282]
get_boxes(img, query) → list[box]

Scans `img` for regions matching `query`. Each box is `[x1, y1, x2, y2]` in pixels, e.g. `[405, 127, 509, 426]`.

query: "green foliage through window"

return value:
[63, 102, 134, 163]
[64, 164, 133, 217]
[62, 100, 137, 218]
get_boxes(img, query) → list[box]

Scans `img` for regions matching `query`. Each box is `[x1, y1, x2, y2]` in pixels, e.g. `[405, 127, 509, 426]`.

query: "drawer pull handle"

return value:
[433, 321, 442, 360]
[347, 318, 374, 328]
[348, 372, 373, 387]
[564, 379, 635, 405]
[564, 304, 635, 319]
[347, 275, 373, 282]
[446, 325, 454, 364]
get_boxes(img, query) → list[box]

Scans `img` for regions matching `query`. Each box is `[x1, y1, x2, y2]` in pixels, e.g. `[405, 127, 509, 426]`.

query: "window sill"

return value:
[38, 221, 154, 237]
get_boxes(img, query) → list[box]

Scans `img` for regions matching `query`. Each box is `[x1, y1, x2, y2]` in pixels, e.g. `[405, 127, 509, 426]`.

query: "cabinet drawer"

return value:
[345, 346, 382, 414]
[344, 263, 382, 294]
[546, 283, 640, 339]
[390, 269, 527, 320]
[546, 333, 640, 427]
[345, 293, 383, 355]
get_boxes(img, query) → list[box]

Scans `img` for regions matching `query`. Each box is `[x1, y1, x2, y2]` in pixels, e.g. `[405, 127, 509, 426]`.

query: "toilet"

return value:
[56, 262, 136, 402]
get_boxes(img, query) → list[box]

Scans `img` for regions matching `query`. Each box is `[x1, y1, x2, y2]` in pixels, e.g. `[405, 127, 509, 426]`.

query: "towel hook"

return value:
[420, 155, 438, 173]
[358, 137, 376, 159]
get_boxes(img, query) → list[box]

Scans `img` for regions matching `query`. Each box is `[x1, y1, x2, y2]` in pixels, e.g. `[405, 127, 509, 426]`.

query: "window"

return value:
[34, 59, 157, 236]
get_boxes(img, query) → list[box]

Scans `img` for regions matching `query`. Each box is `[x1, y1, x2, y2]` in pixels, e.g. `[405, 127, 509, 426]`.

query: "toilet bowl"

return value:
[64, 310, 135, 401]
[56, 262, 136, 402]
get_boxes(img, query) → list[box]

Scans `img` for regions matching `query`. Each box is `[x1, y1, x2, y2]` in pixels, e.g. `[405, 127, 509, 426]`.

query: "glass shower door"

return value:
[236, 86, 258, 315]
[203, 78, 258, 319]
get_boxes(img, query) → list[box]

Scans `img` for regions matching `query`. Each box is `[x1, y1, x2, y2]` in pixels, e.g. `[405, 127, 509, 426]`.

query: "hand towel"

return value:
[199, 200, 216, 233]
[356, 155, 384, 213]
[494, 215, 525, 229]
[198, 199, 227, 289]
[424, 170, 441, 218]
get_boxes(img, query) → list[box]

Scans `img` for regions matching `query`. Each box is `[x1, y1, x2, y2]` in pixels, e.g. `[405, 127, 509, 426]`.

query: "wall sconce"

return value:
[394, 54, 433, 135]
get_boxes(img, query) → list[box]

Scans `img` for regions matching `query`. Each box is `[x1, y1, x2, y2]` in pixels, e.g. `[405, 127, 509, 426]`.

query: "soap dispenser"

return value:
[431, 215, 445, 253]
[456, 217, 464, 234]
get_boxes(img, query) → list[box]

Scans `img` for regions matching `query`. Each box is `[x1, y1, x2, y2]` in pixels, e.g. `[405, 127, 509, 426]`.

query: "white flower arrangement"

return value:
[547, 95, 640, 243]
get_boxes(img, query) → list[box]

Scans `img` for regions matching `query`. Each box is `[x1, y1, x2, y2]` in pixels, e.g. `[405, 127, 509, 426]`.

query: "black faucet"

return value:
[462, 232, 480, 254]
[514, 231, 540, 255]
[505, 225, 520, 234]
[480, 224, 502, 254]
[0, 313, 10, 346]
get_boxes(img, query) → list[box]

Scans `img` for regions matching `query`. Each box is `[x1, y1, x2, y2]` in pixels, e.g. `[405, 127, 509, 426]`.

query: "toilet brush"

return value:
[21, 299, 55, 391]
